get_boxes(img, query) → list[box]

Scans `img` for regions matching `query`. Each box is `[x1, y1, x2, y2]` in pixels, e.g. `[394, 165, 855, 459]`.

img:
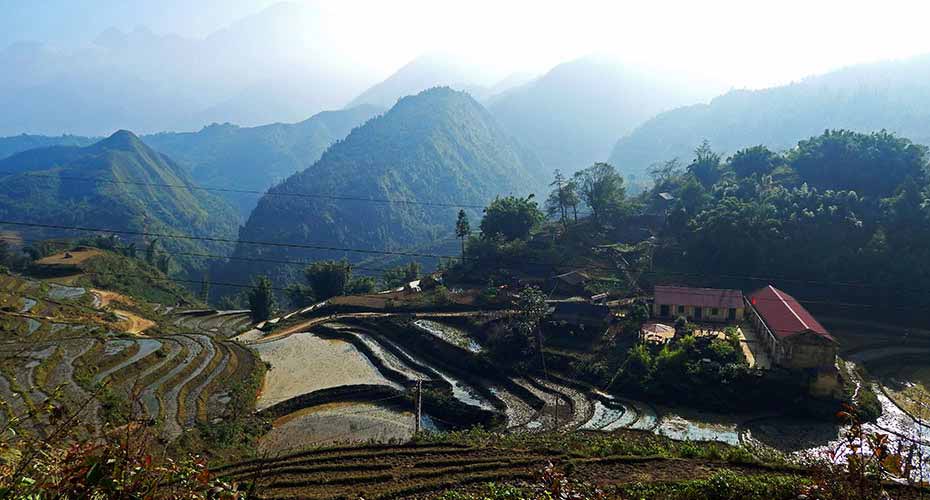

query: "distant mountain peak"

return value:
[97, 129, 145, 151]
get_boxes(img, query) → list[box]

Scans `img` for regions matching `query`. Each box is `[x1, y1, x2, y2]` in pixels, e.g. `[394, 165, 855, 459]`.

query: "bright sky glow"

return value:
[3, 0, 930, 90]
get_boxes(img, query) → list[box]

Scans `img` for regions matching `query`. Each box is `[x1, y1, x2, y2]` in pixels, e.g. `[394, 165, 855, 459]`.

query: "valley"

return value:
[6, 5, 930, 497]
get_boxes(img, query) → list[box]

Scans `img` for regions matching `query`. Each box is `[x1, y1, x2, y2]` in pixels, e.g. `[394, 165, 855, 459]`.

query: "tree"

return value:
[513, 285, 548, 351]
[145, 238, 159, 266]
[248, 276, 275, 322]
[573, 162, 627, 224]
[564, 178, 580, 222]
[688, 140, 723, 188]
[0, 239, 9, 267]
[790, 129, 928, 197]
[304, 260, 352, 300]
[156, 254, 171, 274]
[455, 209, 470, 261]
[199, 272, 211, 304]
[381, 262, 421, 288]
[728, 145, 781, 178]
[546, 170, 569, 225]
[480, 195, 544, 241]
[347, 275, 377, 295]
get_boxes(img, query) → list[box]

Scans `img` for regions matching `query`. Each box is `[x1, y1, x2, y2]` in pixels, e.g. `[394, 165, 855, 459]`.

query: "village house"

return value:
[652, 285, 745, 323]
[746, 285, 838, 370]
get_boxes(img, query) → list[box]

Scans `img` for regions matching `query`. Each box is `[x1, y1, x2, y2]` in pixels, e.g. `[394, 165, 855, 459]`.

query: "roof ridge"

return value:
[768, 285, 810, 331]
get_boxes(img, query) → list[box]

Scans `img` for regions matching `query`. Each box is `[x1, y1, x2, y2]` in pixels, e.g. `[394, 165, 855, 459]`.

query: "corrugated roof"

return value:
[654, 285, 744, 309]
[748, 285, 834, 342]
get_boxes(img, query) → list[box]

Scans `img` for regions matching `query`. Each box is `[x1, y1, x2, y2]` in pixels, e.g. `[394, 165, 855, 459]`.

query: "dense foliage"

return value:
[650, 129, 930, 312]
[480, 196, 544, 241]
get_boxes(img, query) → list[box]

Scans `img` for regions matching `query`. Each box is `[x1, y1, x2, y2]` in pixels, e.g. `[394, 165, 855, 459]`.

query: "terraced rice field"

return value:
[254, 333, 401, 411]
[258, 402, 417, 453]
[0, 272, 260, 441]
[216, 440, 790, 500]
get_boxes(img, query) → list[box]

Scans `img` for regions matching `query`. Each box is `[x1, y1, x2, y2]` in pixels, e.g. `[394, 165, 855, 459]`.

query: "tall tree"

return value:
[455, 209, 470, 261]
[546, 170, 569, 225]
[688, 140, 722, 188]
[514, 285, 548, 353]
[573, 162, 627, 224]
[480, 196, 544, 241]
[145, 238, 159, 266]
[199, 272, 211, 304]
[248, 276, 275, 322]
[0, 239, 9, 267]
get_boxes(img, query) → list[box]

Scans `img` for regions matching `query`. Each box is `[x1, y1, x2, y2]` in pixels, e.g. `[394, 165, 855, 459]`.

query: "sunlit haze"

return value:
[4, 0, 930, 89]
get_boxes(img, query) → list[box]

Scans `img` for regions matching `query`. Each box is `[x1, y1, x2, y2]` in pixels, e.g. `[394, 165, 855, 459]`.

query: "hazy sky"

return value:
[3, 0, 930, 89]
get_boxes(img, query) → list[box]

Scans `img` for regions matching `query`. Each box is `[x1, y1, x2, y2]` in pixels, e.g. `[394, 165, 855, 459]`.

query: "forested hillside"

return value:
[216, 87, 544, 288]
[644, 130, 930, 313]
[489, 56, 718, 177]
[0, 130, 238, 275]
[143, 105, 382, 216]
[610, 55, 930, 187]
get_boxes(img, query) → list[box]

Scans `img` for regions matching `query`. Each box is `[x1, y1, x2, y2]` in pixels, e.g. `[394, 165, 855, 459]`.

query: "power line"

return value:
[4, 219, 930, 309]
[0, 170, 487, 209]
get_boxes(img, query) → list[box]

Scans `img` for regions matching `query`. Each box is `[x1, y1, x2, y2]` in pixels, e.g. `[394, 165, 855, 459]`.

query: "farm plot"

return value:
[254, 333, 401, 411]
[258, 402, 416, 453]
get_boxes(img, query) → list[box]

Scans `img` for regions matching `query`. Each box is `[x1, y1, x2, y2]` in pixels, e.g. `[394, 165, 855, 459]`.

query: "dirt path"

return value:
[113, 310, 155, 334]
[91, 289, 135, 309]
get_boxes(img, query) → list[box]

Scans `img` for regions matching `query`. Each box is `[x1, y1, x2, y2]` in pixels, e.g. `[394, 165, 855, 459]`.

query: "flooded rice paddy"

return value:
[254, 332, 401, 411]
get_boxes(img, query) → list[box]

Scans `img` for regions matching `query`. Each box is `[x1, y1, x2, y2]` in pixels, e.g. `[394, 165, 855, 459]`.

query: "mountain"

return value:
[0, 131, 238, 275]
[609, 54, 930, 187]
[0, 2, 372, 135]
[487, 56, 721, 177]
[0, 134, 97, 160]
[346, 55, 494, 110]
[216, 87, 543, 286]
[143, 105, 382, 217]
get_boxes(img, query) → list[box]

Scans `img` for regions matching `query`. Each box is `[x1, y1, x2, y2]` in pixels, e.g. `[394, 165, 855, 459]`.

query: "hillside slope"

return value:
[143, 105, 382, 216]
[0, 131, 238, 275]
[217, 87, 544, 287]
[488, 56, 719, 176]
[609, 54, 930, 185]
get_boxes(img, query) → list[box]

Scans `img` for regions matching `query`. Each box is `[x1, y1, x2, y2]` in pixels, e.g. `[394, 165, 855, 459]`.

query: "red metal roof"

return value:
[748, 285, 834, 341]
[653, 285, 744, 309]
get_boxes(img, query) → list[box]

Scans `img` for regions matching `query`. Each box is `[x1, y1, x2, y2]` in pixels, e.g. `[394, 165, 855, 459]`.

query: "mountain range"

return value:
[143, 105, 383, 217]
[215, 87, 544, 286]
[0, 2, 372, 135]
[0, 131, 238, 274]
[609, 54, 930, 185]
[488, 56, 721, 177]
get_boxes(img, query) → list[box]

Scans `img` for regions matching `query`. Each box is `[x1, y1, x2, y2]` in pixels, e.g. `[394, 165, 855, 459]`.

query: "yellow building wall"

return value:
[653, 303, 744, 323]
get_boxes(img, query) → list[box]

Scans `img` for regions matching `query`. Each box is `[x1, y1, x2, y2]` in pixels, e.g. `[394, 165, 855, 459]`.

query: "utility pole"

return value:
[414, 379, 422, 434]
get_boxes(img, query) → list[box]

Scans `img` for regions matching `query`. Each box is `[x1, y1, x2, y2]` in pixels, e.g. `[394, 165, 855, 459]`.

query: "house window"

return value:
[677, 305, 684, 314]
[728, 308, 736, 321]
[712, 308, 719, 316]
